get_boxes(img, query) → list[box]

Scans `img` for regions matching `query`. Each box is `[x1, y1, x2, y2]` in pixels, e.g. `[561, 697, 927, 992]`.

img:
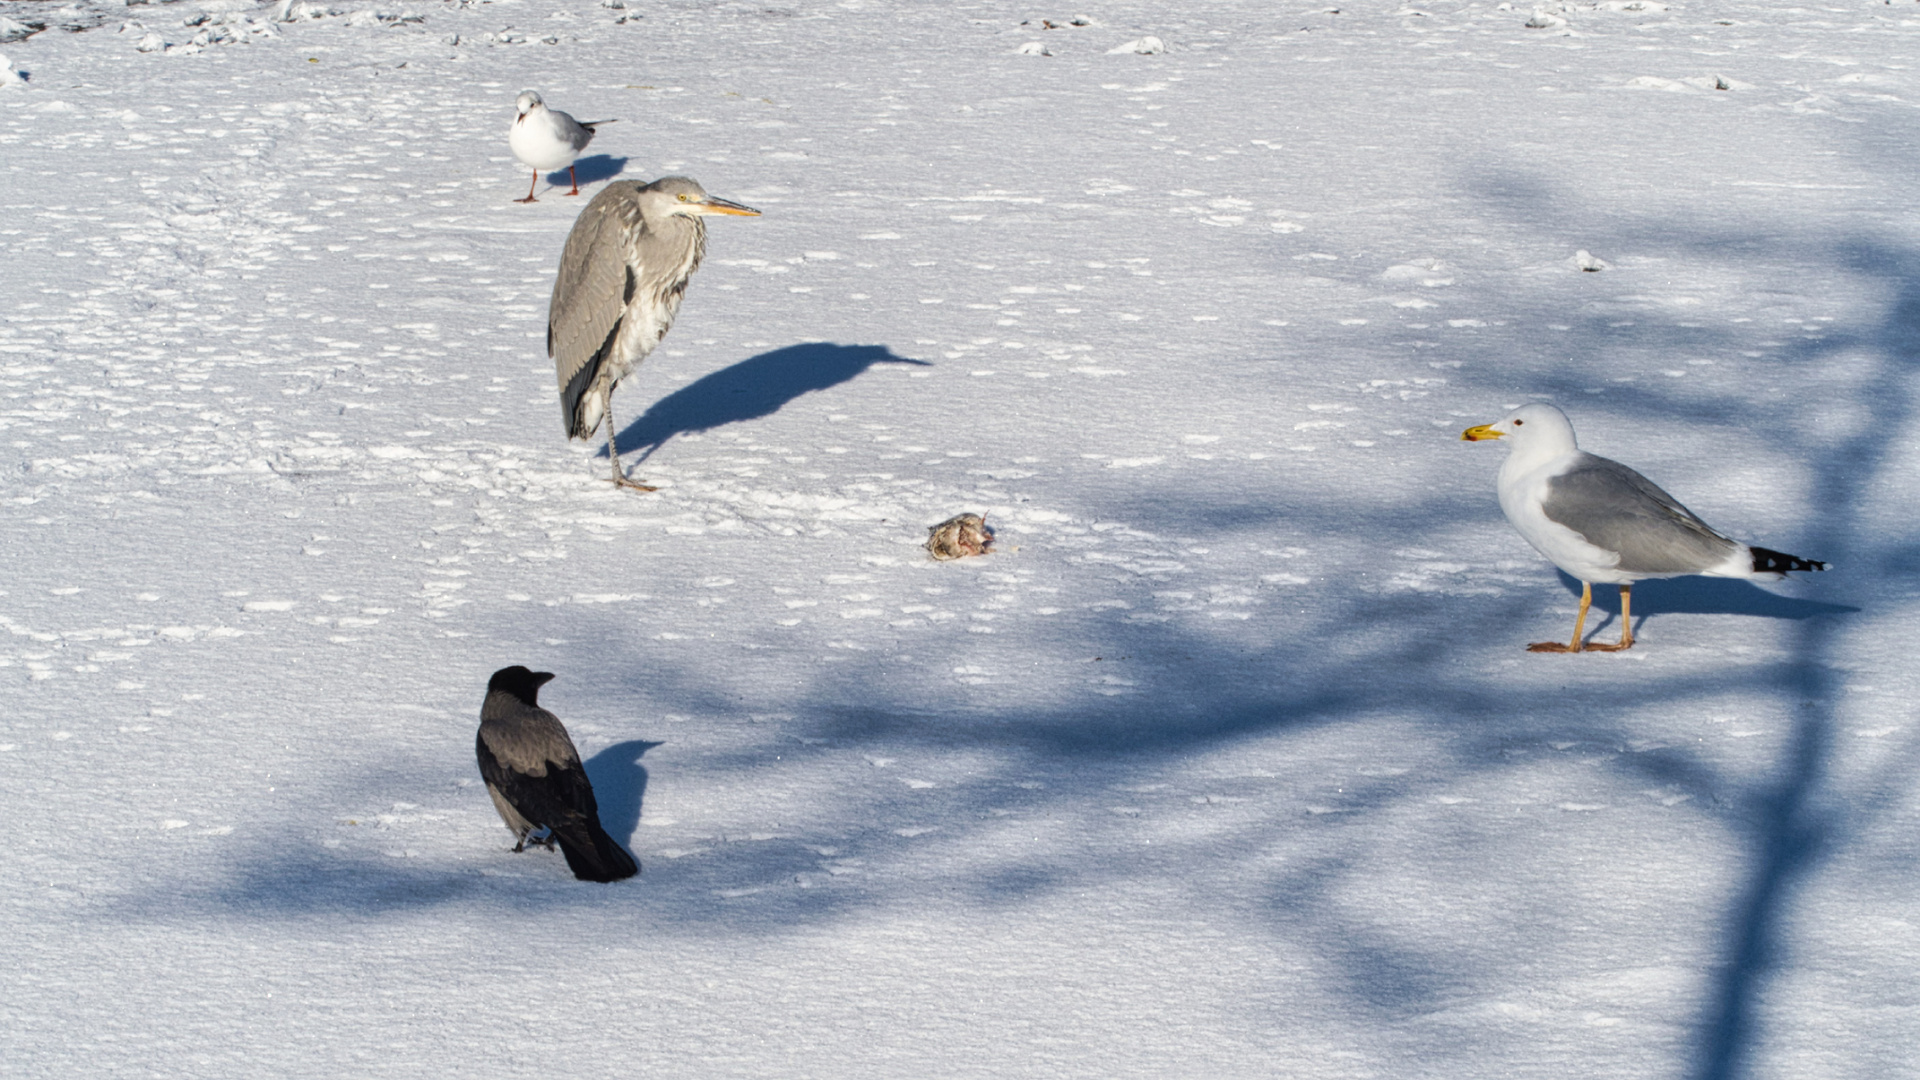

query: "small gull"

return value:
[1462, 403, 1827, 652]
[509, 90, 617, 203]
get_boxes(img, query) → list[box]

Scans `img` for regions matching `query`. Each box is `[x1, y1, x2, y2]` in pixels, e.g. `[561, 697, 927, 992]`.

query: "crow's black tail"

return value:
[556, 820, 640, 883]
[1750, 546, 1829, 575]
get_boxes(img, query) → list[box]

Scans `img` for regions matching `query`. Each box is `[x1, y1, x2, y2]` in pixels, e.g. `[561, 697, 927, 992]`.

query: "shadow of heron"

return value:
[556, 154, 627, 188]
[612, 342, 930, 460]
[583, 739, 661, 843]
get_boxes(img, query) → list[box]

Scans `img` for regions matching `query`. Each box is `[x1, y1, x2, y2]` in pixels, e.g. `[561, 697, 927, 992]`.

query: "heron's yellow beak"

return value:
[696, 197, 761, 217]
[1460, 424, 1504, 442]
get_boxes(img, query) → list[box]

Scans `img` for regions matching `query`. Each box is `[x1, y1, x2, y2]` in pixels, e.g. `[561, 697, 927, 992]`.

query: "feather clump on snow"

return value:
[925, 513, 994, 561]
[0, 17, 41, 44]
[1108, 35, 1164, 55]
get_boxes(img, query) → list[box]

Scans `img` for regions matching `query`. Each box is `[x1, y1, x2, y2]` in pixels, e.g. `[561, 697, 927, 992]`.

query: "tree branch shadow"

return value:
[107, 111, 1920, 1080]
[1456, 149, 1920, 1078]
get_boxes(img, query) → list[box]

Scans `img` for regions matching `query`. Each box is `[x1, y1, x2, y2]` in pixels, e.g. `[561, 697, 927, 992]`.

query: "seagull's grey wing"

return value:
[1544, 452, 1738, 574]
[549, 108, 603, 154]
[549, 182, 642, 437]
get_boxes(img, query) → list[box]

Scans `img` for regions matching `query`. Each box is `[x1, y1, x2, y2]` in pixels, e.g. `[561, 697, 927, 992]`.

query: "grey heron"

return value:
[477, 666, 639, 882]
[1462, 403, 1826, 653]
[548, 176, 760, 491]
[509, 90, 616, 203]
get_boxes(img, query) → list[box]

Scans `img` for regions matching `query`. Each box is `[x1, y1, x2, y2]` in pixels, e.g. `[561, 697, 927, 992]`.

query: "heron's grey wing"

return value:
[549, 183, 641, 436]
[1543, 453, 1738, 574]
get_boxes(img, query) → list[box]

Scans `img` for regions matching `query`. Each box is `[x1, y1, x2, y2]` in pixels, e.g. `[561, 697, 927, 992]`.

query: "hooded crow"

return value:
[476, 666, 639, 882]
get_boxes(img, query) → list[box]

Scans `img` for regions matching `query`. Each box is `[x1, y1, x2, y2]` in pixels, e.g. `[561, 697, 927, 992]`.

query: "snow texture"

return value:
[1, 0, 1916, 1077]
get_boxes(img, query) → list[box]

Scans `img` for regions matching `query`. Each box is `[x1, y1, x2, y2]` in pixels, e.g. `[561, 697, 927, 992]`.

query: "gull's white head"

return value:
[1460, 402, 1578, 455]
[515, 90, 544, 117]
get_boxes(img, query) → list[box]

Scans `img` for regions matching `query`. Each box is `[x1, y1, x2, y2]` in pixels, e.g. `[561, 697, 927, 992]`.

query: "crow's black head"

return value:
[488, 665, 557, 705]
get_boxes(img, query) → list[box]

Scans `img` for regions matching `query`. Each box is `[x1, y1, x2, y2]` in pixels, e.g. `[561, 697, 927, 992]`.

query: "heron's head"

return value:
[639, 176, 761, 220]
[515, 90, 544, 117]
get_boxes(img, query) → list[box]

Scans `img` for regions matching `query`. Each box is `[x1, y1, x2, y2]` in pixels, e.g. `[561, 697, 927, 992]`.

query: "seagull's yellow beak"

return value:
[695, 196, 761, 217]
[1460, 423, 1504, 442]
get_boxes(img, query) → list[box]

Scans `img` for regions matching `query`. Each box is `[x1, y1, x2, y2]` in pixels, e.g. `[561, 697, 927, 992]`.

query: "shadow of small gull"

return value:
[557, 154, 628, 187]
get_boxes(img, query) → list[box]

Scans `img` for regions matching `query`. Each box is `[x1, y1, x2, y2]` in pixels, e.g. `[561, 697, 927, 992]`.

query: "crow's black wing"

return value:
[476, 730, 637, 882]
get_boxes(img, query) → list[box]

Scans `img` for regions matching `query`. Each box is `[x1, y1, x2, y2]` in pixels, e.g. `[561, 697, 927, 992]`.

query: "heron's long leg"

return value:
[1528, 581, 1592, 653]
[1587, 585, 1635, 652]
[566, 164, 582, 196]
[515, 169, 539, 204]
[603, 393, 621, 481]
[602, 385, 656, 493]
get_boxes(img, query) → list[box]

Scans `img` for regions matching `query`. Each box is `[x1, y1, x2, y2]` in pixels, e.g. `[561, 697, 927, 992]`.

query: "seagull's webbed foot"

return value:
[1527, 581, 1608, 654]
[513, 195, 538, 204]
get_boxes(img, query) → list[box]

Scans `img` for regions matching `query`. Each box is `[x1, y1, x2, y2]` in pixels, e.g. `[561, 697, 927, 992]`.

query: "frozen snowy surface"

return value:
[3, 0, 1918, 1076]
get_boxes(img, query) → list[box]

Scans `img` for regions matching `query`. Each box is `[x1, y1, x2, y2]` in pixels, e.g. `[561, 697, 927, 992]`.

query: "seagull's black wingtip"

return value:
[1750, 546, 1828, 575]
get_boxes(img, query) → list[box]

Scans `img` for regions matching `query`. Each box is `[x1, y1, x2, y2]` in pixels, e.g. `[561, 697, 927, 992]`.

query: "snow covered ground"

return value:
[4, 0, 1919, 1075]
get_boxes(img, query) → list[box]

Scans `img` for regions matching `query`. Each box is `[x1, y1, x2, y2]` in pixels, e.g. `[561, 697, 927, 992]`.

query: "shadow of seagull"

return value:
[1557, 571, 1860, 627]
